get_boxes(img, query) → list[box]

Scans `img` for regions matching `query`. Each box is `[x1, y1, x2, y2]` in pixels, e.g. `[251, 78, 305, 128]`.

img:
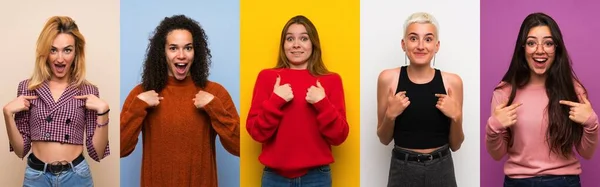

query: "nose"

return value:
[416, 40, 425, 50]
[535, 44, 545, 54]
[176, 50, 186, 59]
[56, 52, 65, 63]
[292, 40, 300, 48]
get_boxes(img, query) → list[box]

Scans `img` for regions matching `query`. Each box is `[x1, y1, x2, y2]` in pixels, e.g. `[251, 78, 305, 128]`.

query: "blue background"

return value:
[120, 0, 240, 186]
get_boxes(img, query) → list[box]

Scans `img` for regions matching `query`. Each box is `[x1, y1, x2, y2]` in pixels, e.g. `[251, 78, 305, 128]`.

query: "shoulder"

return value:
[205, 80, 227, 92]
[492, 81, 511, 99]
[573, 81, 588, 96]
[79, 82, 99, 95]
[18, 79, 30, 89]
[440, 71, 462, 87]
[378, 67, 400, 84]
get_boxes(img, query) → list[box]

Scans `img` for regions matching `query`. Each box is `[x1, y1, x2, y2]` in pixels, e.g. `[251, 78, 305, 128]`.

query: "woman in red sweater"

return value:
[246, 15, 350, 187]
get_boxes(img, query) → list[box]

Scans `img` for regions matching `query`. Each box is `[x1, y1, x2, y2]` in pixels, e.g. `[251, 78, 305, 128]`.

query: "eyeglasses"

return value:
[524, 40, 556, 53]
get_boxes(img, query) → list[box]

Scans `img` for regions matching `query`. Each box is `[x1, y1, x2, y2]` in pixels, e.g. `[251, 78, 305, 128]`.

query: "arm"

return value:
[202, 84, 240, 156]
[485, 90, 510, 160]
[575, 92, 599, 159]
[376, 70, 396, 145]
[446, 74, 465, 152]
[120, 86, 149, 157]
[246, 70, 287, 143]
[311, 74, 350, 146]
[5, 81, 32, 158]
[85, 86, 110, 161]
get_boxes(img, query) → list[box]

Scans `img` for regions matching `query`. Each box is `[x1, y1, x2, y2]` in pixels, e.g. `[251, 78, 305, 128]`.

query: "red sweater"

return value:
[247, 68, 350, 178]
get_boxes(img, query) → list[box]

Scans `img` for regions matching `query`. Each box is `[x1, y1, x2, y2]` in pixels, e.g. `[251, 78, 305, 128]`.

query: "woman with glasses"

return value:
[485, 12, 598, 187]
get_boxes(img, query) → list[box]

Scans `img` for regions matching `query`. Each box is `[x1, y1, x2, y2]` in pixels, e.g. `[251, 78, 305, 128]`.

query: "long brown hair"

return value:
[276, 15, 329, 76]
[497, 12, 584, 158]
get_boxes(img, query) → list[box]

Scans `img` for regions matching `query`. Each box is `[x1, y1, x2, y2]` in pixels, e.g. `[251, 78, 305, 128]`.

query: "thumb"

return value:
[389, 88, 395, 97]
[316, 80, 323, 88]
[495, 101, 507, 110]
[274, 76, 281, 87]
[447, 87, 453, 97]
[22, 95, 38, 100]
[74, 95, 89, 100]
[580, 94, 590, 104]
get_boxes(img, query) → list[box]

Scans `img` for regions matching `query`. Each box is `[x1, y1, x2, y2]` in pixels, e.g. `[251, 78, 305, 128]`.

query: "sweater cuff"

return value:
[487, 116, 507, 133]
[583, 112, 599, 129]
[267, 93, 288, 109]
[312, 96, 334, 113]
[127, 97, 150, 116]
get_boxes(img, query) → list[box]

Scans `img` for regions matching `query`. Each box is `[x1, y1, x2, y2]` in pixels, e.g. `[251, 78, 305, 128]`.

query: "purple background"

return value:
[481, 0, 600, 186]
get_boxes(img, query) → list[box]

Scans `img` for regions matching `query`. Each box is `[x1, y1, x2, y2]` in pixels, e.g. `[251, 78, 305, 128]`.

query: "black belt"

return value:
[393, 147, 450, 162]
[27, 153, 85, 174]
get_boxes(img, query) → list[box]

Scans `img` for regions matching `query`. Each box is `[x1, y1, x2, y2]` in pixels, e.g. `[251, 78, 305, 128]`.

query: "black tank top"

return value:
[393, 66, 450, 149]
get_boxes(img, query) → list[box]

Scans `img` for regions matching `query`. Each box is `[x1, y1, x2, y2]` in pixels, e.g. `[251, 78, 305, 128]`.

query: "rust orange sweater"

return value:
[120, 76, 240, 187]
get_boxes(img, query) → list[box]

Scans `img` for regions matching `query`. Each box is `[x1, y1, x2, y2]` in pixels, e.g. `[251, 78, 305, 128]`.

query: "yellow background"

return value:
[240, 0, 360, 186]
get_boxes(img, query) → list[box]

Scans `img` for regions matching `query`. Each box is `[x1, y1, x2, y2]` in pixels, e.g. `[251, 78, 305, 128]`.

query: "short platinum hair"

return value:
[403, 12, 440, 40]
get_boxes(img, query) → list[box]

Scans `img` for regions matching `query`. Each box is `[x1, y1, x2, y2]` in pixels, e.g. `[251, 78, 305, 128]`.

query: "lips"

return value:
[531, 57, 548, 68]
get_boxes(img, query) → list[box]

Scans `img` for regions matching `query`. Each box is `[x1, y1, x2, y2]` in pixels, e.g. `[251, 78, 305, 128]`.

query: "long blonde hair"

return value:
[28, 16, 87, 90]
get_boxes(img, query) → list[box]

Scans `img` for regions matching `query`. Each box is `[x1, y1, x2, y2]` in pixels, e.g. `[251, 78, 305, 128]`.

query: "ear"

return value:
[401, 39, 406, 52]
[435, 40, 440, 54]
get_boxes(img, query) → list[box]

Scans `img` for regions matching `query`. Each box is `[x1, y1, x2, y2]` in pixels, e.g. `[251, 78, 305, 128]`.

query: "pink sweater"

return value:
[486, 83, 599, 178]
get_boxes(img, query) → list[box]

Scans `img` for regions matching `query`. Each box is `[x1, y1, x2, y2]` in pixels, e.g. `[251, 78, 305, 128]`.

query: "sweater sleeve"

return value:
[574, 86, 599, 159]
[310, 74, 350, 146]
[246, 70, 287, 143]
[202, 82, 240, 156]
[120, 85, 149, 157]
[485, 89, 510, 160]
[9, 80, 32, 158]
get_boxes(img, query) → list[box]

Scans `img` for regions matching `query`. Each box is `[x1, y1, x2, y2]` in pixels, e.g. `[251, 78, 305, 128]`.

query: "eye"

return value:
[425, 37, 433, 42]
[525, 41, 536, 47]
[64, 48, 72, 53]
[301, 36, 309, 41]
[50, 48, 57, 53]
[409, 36, 417, 41]
[169, 47, 177, 51]
[286, 37, 293, 42]
[185, 46, 193, 51]
[544, 41, 555, 47]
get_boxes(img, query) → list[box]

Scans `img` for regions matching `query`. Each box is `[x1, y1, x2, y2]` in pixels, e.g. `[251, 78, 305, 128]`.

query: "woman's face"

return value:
[284, 23, 312, 69]
[165, 29, 195, 80]
[402, 23, 439, 66]
[48, 33, 76, 80]
[524, 26, 556, 76]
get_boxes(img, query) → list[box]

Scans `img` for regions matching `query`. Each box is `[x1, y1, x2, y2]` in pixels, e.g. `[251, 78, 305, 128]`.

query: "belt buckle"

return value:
[48, 161, 69, 175]
[417, 154, 433, 162]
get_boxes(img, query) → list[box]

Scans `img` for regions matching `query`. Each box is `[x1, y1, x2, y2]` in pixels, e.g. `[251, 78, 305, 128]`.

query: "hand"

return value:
[492, 101, 522, 128]
[435, 88, 461, 120]
[136, 90, 163, 107]
[193, 91, 215, 108]
[385, 89, 410, 119]
[273, 76, 293, 102]
[560, 95, 593, 125]
[306, 80, 326, 104]
[3, 95, 38, 114]
[74, 94, 109, 113]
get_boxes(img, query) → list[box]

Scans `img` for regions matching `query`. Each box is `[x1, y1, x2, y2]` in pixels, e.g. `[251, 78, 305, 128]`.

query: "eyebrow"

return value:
[408, 32, 435, 37]
[526, 36, 553, 39]
[168, 43, 193, 47]
[286, 32, 308, 35]
[51, 45, 74, 49]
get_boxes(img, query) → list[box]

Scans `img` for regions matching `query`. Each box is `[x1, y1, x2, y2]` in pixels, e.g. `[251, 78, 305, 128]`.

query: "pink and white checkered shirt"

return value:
[9, 79, 110, 162]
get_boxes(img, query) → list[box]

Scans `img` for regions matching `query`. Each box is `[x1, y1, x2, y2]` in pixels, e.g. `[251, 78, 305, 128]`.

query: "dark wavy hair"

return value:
[497, 12, 585, 158]
[142, 15, 211, 91]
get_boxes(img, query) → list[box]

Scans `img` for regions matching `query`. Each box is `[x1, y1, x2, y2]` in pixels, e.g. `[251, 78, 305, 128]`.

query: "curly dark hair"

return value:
[141, 15, 211, 91]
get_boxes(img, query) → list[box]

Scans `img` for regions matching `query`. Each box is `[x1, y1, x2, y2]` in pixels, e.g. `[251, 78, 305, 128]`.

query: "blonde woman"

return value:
[3, 16, 110, 186]
[376, 12, 464, 187]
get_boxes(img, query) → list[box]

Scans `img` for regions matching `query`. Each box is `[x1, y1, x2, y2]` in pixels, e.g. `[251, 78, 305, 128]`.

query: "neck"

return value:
[49, 76, 70, 85]
[289, 62, 308, 70]
[406, 64, 434, 79]
[529, 72, 546, 87]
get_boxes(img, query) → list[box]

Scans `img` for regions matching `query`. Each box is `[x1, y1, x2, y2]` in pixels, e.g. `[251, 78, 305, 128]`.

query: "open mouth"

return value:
[54, 64, 66, 73]
[291, 51, 304, 55]
[174, 63, 188, 74]
[533, 57, 547, 63]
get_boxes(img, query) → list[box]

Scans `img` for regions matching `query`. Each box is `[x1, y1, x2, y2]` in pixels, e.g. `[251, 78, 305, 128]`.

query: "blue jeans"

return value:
[504, 175, 581, 187]
[261, 165, 332, 187]
[23, 158, 93, 187]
